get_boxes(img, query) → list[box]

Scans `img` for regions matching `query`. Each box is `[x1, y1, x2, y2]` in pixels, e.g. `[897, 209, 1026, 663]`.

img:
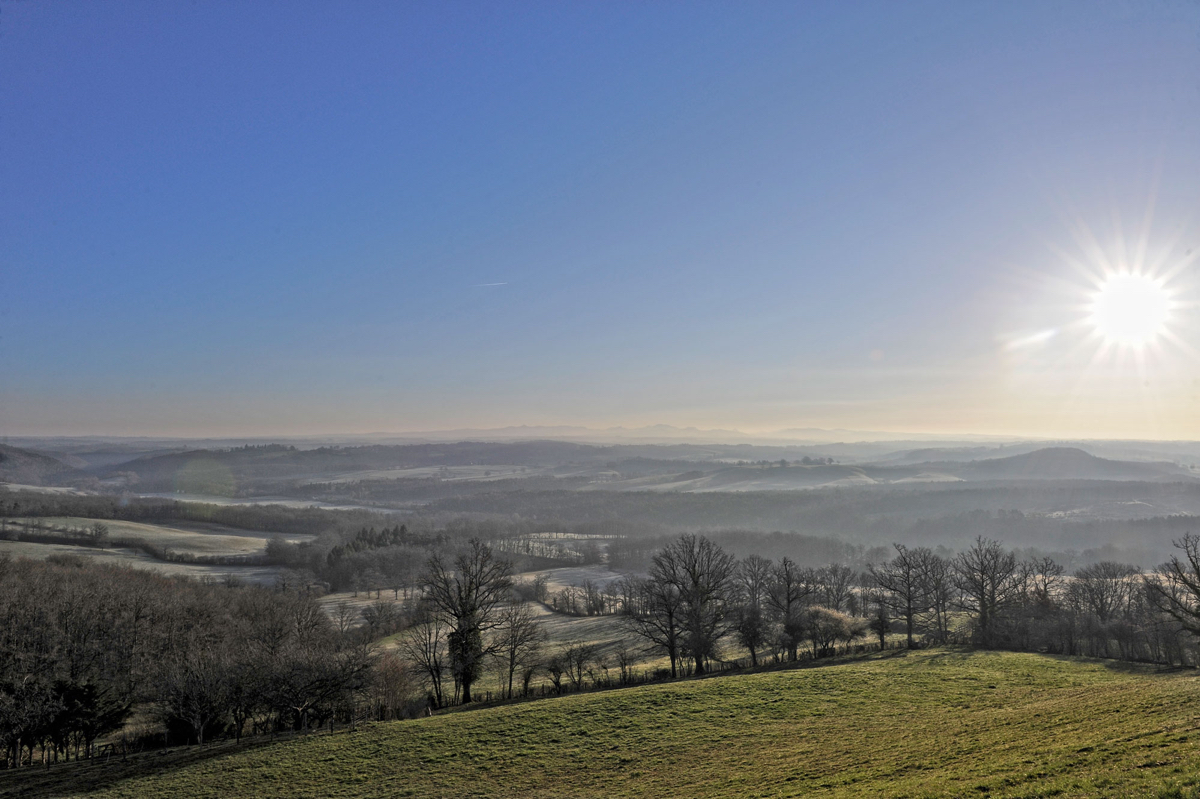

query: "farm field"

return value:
[16, 649, 1200, 799]
[523, 565, 627, 594]
[132, 492, 391, 512]
[321, 566, 630, 630]
[300, 464, 539, 485]
[7, 516, 314, 556]
[0, 517, 310, 584]
[0, 539, 286, 584]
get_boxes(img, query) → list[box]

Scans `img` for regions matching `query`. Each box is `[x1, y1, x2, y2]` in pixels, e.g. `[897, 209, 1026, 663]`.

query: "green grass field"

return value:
[10, 649, 1200, 798]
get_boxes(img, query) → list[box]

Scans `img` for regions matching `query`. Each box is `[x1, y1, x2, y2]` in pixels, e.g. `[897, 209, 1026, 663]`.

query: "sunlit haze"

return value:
[2, 2, 1199, 440]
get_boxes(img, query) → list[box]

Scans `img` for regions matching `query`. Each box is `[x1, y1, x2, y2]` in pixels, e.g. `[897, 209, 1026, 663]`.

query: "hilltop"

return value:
[0, 444, 80, 486]
[10, 649, 1200, 798]
[944, 447, 1190, 482]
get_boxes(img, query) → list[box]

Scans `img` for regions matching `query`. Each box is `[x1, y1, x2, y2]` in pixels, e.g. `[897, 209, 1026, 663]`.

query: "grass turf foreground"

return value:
[19, 649, 1200, 798]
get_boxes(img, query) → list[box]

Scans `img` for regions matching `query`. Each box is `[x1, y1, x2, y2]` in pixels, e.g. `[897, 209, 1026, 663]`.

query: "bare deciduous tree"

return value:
[155, 643, 228, 747]
[421, 540, 513, 703]
[734, 555, 773, 666]
[953, 537, 1021, 648]
[1146, 535, 1200, 638]
[768, 557, 814, 661]
[869, 544, 931, 648]
[815, 563, 857, 613]
[624, 576, 684, 678]
[493, 601, 545, 698]
[655, 534, 736, 675]
[399, 612, 448, 708]
[561, 640, 597, 691]
[1071, 562, 1139, 624]
[920, 551, 954, 643]
[332, 601, 356, 637]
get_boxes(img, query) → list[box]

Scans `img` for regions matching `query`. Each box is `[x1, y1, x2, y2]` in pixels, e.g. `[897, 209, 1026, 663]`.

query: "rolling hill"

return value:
[0, 444, 81, 486]
[10, 649, 1200, 798]
[33, 440, 1199, 505]
[595, 447, 1195, 492]
[941, 447, 1194, 482]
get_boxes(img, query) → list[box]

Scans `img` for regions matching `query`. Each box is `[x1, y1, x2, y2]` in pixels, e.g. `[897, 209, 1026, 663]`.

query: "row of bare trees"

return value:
[617, 535, 871, 675]
[860, 535, 1200, 664]
[398, 535, 868, 706]
[392, 532, 1200, 719]
[612, 534, 1200, 674]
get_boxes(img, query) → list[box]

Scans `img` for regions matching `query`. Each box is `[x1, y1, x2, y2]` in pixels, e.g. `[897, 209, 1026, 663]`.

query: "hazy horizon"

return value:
[6, 422, 1200, 448]
[3, 2, 1199, 439]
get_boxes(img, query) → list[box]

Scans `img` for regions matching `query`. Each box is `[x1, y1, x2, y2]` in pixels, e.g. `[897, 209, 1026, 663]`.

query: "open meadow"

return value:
[0, 539, 285, 585]
[9, 649, 1200, 799]
[0, 517, 312, 584]
[8, 516, 314, 556]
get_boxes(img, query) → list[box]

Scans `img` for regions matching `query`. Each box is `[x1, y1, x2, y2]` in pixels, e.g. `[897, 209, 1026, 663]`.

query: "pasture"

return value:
[300, 464, 538, 485]
[0, 516, 309, 584]
[321, 565, 631, 632]
[6, 516, 313, 556]
[10, 649, 1200, 798]
[523, 564, 627, 594]
[0, 539, 285, 585]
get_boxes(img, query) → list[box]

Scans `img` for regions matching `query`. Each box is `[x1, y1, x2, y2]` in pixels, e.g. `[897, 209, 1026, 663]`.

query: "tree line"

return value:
[0, 490, 376, 539]
[398, 532, 1200, 717]
[613, 534, 1200, 672]
[0, 555, 385, 769]
[9, 529, 1200, 771]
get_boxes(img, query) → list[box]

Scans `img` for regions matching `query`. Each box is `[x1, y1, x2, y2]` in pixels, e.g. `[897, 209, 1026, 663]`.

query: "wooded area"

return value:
[6, 522, 1200, 772]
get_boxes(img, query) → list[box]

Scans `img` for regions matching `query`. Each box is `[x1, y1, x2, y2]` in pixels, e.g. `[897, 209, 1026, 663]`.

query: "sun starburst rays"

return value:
[991, 197, 1199, 437]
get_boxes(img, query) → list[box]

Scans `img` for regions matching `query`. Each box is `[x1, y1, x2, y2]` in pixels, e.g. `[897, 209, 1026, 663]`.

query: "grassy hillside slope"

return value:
[11, 650, 1200, 798]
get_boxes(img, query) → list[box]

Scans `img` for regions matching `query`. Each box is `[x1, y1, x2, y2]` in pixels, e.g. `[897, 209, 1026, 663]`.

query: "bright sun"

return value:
[1089, 273, 1171, 347]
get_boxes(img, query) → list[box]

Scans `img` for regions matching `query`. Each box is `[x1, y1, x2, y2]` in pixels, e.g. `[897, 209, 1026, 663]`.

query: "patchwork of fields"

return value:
[10, 516, 312, 554]
[11, 649, 1200, 798]
[0, 517, 311, 584]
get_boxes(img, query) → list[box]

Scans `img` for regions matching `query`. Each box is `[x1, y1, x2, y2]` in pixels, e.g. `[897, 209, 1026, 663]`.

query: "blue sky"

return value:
[3, 1, 1199, 437]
